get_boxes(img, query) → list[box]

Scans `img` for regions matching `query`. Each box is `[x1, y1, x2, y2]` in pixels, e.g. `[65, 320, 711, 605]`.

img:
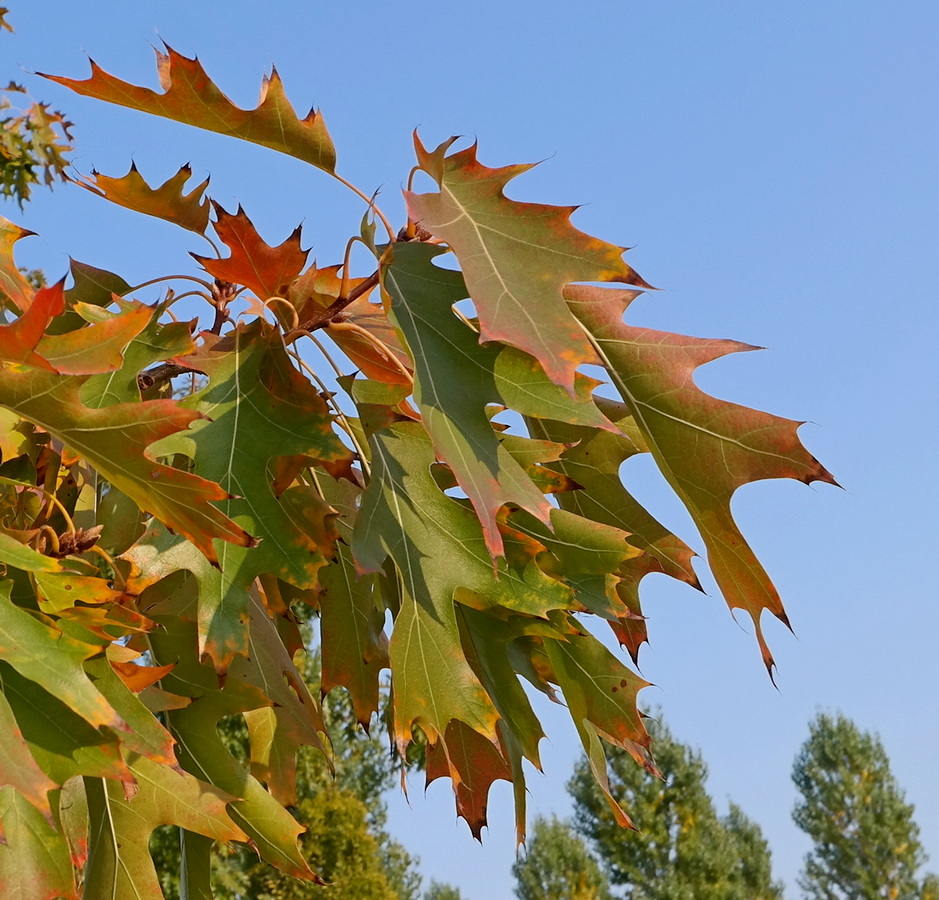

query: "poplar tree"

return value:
[513, 815, 611, 900]
[568, 718, 782, 900]
[792, 712, 936, 900]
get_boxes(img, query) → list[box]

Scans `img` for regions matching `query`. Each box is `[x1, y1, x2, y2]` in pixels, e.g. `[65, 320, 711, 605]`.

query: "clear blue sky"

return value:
[5, 2, 938, 897]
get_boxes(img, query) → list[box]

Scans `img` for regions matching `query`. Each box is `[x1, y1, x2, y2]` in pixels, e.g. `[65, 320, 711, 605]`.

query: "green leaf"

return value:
[0, 689, 58, 823]
[147, 615, 324, 883]
[44, 44, 337, 173]
[544, 632, 654, 829]
[0, 363, 255, 565]
[123, 320, 345, 671]
[82, 753, 247, 900]
[353, 420, 576, 749]
[0, 662, 130, 786]
[317, 476, 388, 726]
[528, 408, 700, 663]
[0, 588, 124, 731]
[383, 240, 617, 556]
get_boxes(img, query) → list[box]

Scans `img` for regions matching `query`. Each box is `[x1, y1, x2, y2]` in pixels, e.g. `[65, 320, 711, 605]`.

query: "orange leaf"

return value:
[0, 279, 64, 370]
[110, 660, 176, 693]
[194, 203, 307, 300]
[43, 44, 336, 172]
[75, 163, 210, 234]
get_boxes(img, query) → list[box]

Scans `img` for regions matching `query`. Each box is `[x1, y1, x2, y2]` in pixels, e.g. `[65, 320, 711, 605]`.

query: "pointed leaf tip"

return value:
[43, 44, 337, 173]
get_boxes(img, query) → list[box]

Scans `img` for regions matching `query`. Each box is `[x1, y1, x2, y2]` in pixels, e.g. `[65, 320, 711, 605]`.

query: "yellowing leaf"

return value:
[0, 217, 35, 313]
[44, 44, 337, 172]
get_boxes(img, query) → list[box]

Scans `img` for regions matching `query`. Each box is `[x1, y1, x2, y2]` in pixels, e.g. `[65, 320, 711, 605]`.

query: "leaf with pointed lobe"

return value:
[123, 321, 345, 672]
[426, 718, 513, 840]
[146, 616, 323, 883]
[0, 218, 34, 313]
[83, 657, 176, 766]
[40, 260, 133, 338]
[33, 571, 122, 614]
[75, 162, 211, 234]
[528, 410, 700, 663]
[0, 533, 62, 574]
[317, 475, 388, 726]
[44, 44, 337, 172]
[81, 753, 248, 900]
[406, 137, 650, 391]
[567, 284, 837, 673]
[383, 241, 615, 556]
[80, 305, 196, 408]
[544, 632, 654, 829]
[0, 662, 130, 786]
[28, 299, 152, 375]
[194, 202, 308, 300]
[108, 660, 175, 693]
[353, 420, 579, 755]
[0, 589, 124, 731]
[0, 690, 58, 824]
[0, 367, 255, 565]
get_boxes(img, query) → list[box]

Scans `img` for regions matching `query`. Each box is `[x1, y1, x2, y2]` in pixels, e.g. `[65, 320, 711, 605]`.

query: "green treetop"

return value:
[792, 712, 936, 900]
[513, 814, 611, 900]
[568, 716, 782, 900]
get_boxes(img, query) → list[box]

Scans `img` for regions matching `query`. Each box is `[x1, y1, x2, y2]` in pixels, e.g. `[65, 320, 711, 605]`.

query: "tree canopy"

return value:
[568, 717, 783, 900]
[0, 33, 832, 899]
[792, 712, 936, 900]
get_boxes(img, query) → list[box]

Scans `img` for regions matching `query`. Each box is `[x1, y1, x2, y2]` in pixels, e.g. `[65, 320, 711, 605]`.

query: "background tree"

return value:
[0, 9, 72, 207]
[513, 814, 611, 900]
[423, 882, 466, 900]
[792, 712, 936, 900]
[569, 716, 783, 900]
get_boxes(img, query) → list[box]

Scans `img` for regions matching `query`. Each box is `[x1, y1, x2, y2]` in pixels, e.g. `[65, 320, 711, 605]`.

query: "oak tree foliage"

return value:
[0, 37, 833, 899]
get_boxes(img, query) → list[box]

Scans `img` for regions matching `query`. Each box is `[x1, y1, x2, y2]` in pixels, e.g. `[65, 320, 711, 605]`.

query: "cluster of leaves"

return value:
[0, 42, 832, 899]
[0, 11, 73, 207]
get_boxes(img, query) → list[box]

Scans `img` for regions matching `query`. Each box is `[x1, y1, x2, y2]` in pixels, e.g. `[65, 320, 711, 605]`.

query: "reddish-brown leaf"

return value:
[567, 284, 837, 674]
[426, 719, 513, 840]
[406, 136, 651, 391]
